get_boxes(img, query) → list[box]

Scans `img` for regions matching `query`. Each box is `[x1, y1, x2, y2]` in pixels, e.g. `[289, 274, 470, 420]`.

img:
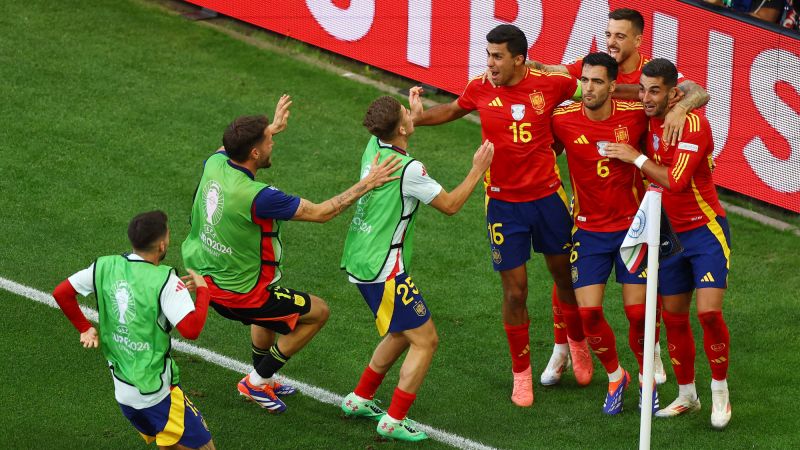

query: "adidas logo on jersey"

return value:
[489, 97, 503, 107]
[701, 272, 715, 283]
[573, 135, 589, 144]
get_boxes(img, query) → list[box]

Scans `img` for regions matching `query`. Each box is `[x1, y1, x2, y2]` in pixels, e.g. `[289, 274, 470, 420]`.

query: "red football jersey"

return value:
[645, 112, 725, 232]
[552, 100, 648, 232]
[458, 68, 577, 202]
[566, 52, 685, 86]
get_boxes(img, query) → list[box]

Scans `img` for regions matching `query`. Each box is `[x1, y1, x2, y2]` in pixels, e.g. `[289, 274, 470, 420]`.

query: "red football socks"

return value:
[578, 306, 619, 373]
[624, 303, 646, 374]
[698, 310, 730, 381]
[560, 300, 585, 342]
[504, 321, 531, 373]
[354, 365, 386, 400]
[662, 310, 696, 385]
[551, 285, 568, 345]
[387, 387, 417, 421]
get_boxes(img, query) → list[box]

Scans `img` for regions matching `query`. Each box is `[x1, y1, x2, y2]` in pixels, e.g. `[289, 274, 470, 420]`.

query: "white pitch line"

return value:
[0, 275, 500, 450]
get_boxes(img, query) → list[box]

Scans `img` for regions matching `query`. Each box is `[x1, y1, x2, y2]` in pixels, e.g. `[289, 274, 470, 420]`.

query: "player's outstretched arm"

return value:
[611, 83, 641, 100]
[409, 86, 469, 126]
[292, 154, 402, 223]
[429, 140, 494, 216]
[662, 80, 710, 145]
[527, 60, 568, 74]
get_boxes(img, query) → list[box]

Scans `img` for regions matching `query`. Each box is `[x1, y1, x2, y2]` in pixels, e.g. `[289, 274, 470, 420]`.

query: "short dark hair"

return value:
[609, 8, 645, 35]
[363, 96, 402, 141]
[486, 24, 528, 59]
[128, 210, 168, 252]
[582, 52, 618, 81]
[642, 58, 679, 89]
[222, 115, 269, 163]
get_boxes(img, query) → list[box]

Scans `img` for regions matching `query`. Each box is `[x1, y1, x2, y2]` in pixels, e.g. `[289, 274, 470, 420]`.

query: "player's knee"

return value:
[503, 286, 528, 305]
[311, 295, 330, 325]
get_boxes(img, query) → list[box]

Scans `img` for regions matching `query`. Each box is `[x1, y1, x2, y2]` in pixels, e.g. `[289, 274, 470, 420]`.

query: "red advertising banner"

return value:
[186, 0, 800, 213]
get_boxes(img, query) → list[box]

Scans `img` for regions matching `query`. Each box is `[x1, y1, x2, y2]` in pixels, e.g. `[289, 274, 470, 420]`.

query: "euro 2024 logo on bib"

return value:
[203, 180, 224, 227]
[111, 280, 136, 330]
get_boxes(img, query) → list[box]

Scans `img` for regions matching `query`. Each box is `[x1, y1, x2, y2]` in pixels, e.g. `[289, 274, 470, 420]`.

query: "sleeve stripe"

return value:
[671, 153, 690, 181]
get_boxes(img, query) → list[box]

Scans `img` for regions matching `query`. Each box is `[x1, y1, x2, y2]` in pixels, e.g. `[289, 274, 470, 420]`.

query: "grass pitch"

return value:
[1, 0, 799, 448]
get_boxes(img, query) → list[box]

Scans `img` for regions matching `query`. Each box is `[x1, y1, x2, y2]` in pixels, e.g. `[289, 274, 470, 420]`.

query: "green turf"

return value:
[2, 0, 800, 448]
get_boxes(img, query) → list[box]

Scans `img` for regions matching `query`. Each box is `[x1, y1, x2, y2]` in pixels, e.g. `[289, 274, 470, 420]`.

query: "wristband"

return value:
[634, 154, 649, 169]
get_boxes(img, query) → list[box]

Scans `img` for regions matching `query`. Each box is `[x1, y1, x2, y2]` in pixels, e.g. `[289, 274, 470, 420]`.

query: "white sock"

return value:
[654, 341, 662, 357]
[352, 393, 370, 402]
[711, 378, 728, 391]
[608, 365, 623, 383]
[553, 343, 568, 355]
[678, 383, 697, 400]
[248, 369, 271, 386]
[385, 413, 402, 423]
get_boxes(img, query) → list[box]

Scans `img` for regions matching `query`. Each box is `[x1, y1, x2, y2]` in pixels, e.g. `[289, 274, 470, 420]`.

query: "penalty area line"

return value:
[0, 275, 499, 450]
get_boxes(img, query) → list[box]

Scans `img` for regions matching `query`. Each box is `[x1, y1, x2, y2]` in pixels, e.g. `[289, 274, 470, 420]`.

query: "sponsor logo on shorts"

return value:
[492, 248, 502, 264]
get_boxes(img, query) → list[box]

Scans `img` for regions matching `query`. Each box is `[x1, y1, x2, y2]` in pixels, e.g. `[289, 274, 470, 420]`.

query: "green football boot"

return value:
[340, 392, 385, 420]
[376, 414, 429, 442]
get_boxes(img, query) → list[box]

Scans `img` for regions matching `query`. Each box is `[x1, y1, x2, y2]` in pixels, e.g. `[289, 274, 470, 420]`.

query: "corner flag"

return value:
[621, 187, 682, 274]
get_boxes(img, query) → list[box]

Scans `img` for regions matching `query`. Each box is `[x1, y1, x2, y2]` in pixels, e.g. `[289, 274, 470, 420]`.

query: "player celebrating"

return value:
[552, 52, 658, 415]
[411, 24, 592, 407]
[530, 8, 709, 149]
[340, 94, 493, 441]
[606, 58, 732, 429]
[52, 211, 215, 449]
[182, 95, 401, 414]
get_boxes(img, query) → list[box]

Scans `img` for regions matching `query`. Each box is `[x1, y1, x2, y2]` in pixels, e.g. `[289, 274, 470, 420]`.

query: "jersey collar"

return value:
[378, 139, 409, 156]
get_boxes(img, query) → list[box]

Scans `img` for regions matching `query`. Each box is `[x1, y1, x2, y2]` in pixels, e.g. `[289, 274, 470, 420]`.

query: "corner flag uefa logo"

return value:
[203, 180, 224, 226]
[111, 280, 136, 325]
[628, 209, 646, 239]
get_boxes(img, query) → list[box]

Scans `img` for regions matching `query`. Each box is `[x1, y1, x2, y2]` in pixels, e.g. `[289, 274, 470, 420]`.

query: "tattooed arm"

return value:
[291, 154, 402, 223]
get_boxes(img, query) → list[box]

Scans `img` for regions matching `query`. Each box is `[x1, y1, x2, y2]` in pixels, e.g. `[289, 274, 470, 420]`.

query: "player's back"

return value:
[458, 68, 578, 202]
[552, 100, 647, 232]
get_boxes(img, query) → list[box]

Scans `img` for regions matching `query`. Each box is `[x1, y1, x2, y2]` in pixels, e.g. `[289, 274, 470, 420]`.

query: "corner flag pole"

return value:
[639, 188, 662, 450]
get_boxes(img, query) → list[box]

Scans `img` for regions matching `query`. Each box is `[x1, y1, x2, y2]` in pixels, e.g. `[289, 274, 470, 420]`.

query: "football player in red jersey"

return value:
[606, 58, 732, 429]
[529, 8, 709, 147]
[552, 52, 660, 415]
[410, 24, 593, 407]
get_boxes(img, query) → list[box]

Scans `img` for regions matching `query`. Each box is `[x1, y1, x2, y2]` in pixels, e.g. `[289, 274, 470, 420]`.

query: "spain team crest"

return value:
[529, 91, 545, 114]
[614, 126, 630, 143]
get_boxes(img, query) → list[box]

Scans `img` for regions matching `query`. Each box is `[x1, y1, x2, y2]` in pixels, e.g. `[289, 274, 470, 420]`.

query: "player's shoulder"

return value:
[465, 73, 490, 90]
[684, 111, 709, 134]
[613, 100, 644, 111]
[553, 101, 582, 117]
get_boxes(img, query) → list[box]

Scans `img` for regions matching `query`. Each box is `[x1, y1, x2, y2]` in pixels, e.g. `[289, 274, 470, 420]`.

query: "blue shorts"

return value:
[119, 385, 211, 448]
[486, 190, 573, 271]
[570, 228, 647, 288]
[357, 272, 431, 336]
[659, 216, 731, 296]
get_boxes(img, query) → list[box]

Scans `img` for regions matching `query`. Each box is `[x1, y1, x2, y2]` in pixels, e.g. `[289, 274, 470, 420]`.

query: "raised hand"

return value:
[408, 86, 425, 121]
[269, 94, 292, 135]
